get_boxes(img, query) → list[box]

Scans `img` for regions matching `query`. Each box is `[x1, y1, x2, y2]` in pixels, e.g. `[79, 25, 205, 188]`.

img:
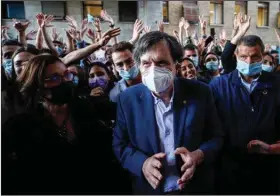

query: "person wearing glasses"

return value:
[2, 54, 119, 194]
[109, 41, 142, 102]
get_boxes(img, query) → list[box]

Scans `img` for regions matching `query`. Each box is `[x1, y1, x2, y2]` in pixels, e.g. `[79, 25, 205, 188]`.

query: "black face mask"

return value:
[43, 81, 74, 105]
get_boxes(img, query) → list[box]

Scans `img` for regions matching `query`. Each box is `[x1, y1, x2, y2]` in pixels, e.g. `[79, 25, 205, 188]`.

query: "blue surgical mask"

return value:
[206, 61, 219, 71]
[190, 56, 199, 68]
[236, 59, 262, 76]
[262, 64, 274, 72]
[3, 59, 13, 78]
[119, 65, 139, 80]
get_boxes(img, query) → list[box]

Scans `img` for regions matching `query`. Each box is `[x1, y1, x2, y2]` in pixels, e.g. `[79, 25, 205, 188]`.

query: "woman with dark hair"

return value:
[262, 52, 276, 72]
[2, 54, 122, 194]
[11, 46, 40, 80]
[67, 63, 89, 97]
[178, 57, 208, 83]
[2, 47, 40, 123]
[201, 52, 222, 82]
[87, 61, 117, 125]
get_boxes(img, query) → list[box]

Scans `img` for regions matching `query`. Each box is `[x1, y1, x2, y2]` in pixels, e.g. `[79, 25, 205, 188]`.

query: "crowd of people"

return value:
[1, 9, 280, 195]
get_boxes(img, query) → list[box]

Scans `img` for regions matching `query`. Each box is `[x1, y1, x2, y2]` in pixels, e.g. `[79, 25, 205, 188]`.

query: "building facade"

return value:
[2, 1, 280, 45]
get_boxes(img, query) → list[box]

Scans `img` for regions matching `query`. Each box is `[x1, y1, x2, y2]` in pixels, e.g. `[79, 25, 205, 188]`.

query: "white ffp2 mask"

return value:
[142, 66, 173, 93]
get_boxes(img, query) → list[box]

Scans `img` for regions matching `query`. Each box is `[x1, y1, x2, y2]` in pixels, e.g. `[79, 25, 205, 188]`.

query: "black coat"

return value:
[2, 98, 130, 194]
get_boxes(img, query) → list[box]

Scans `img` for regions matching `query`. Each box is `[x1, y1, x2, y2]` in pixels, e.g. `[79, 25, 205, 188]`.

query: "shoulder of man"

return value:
[118, 83, 147, 103]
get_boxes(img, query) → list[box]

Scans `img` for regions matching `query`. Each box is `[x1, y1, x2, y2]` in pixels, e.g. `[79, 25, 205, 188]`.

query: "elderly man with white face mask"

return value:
[113, 31, 224, 195]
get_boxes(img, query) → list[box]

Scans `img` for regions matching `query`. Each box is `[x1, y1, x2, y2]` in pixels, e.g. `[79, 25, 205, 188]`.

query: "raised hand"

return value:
[1, 26, 10, 40]
[233, 13, 241, 31]
[101, 9, 114, 26]
[26, 30, 38, 40]
[68, 28, 81, 42]
[13, 19, 30, 32]
[94, 18, 101, 32]
[184, 19, 190, 31]
[66, 15, 78, 30]
[131, 19, 144, 42]
[98, 27, 121, 47]
[157, 21, 164, 32]
[199, 15, 207, 31]
[143, 25, 151, 34]
[80, 18, 88, 40]
[87, 28, 96, 42]
[179, 17, 185, 29]
[219, 29, 227, 47]
[36, 13, 54, 28]
[142, 153, 165, 189]
[237, 13, 251, 36]
[274, 28, 280, 44]
[52, 28, 60, 41]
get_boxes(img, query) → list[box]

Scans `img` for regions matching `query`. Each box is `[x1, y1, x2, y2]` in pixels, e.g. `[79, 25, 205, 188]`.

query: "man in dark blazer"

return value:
[113, 31, 224, 194]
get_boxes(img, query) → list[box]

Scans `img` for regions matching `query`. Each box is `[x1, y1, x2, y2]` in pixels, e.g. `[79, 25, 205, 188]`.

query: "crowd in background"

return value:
[1, 8, 280, 195]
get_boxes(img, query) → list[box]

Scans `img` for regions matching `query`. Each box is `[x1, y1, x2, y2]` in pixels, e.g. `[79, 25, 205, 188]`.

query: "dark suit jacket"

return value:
[113, 77, 224, 194]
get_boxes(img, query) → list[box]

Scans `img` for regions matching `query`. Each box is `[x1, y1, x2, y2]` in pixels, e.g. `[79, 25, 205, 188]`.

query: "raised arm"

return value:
[1, 26, 10, 41]
[62, 28, 121, 65]
[178, 17, 185, 45]
[37, 13, 59, 56]
[199, 15, 207, 39]
[13, 19, 30, 47]
[129, 19, 144, 45]
[221, 14, 251, 73]
[101, 9, 118, 45]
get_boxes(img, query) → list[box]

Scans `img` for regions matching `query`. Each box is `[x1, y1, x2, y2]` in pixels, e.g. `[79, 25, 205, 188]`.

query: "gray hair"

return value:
[133, 31, 183, 66]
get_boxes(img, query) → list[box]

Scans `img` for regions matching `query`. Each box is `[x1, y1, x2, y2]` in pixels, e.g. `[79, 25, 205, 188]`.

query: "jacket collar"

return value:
[231, 69, 273, 90]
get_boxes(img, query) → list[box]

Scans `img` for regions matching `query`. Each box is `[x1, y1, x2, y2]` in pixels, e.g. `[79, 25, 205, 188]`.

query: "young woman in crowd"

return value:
[12, 46, 40, 79]
[86, 61, 117, 127]
[178, 57, 208, 83]
[67, 63, 89, 97]
[1, 46, 40, 123]
[2, 54, 123, 194]
[262, 52, 276, 72]
[202, 52, 222, 82]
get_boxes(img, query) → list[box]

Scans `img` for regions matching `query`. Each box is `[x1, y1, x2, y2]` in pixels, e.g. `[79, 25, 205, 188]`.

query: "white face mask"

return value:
[142, 66, 173, 93]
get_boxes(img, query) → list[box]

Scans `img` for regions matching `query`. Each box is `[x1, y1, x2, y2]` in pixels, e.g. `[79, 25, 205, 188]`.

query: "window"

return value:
[235, 1, 247, 15]
[257, 2, 269, 27]
[2, 1, 25, 19]
[42, 1, 66, 20]
[83, 1, 103, 18]
[119, 1, 138, 22]
[183, 1, 199, 24]
[162, 1, 169, 23]
[210, 1, 223, 25]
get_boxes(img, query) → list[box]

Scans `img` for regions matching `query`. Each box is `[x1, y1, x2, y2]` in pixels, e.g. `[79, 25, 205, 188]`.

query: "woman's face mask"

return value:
[89, 75, 108, 90]
[43, 81, 74, 106]
[205, 61, 219, 71]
